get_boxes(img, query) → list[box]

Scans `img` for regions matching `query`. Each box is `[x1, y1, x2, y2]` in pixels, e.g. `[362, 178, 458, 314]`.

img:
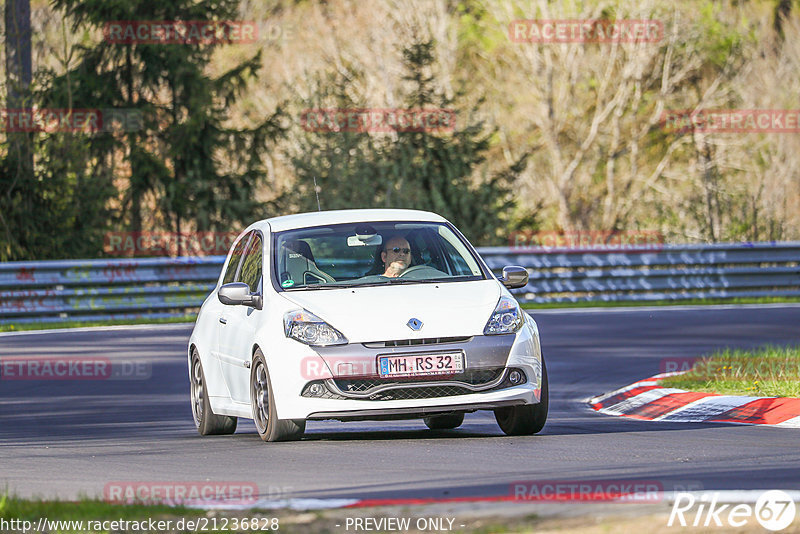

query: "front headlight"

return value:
[284, 309, 348, 346]
[483, 296, 523, 335]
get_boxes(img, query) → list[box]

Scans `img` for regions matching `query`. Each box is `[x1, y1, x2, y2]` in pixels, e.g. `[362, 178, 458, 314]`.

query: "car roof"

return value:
[252, 209, 448, 233]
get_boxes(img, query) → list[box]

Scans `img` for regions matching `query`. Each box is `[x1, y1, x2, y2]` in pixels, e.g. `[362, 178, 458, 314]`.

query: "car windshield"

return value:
[272, 221, 486, 290]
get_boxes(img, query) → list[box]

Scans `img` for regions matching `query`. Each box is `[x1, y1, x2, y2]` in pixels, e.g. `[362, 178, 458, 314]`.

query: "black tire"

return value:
[424, 413, 465, 430]
[190, 350, 237, 436]
[251, 349, 305, 442]
[494, 358, 549, 436]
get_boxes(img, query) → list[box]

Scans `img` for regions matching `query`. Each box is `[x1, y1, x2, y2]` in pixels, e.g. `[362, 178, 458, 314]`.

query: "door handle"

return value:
[219, 317, 227, 324]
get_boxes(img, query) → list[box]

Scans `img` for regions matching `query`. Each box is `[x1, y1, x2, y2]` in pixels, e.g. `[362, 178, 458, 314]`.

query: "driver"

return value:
[381, 236, 412, 277]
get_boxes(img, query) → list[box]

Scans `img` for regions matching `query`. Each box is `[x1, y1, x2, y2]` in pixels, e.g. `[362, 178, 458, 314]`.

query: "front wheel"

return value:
[494, 359, 549, 436]
[190, 350, 237, 436]
[251, 349, 305, 442]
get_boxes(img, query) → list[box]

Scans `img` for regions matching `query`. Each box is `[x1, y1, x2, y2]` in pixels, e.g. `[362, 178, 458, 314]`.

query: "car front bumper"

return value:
[268, 315, 544, 420]
[303, 386, 537, 421]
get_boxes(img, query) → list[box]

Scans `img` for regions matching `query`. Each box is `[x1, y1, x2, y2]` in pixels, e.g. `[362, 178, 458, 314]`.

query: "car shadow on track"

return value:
[220, 422, 505, 442]
[217, 415, 744, 443]
[299, 429, 498, 441]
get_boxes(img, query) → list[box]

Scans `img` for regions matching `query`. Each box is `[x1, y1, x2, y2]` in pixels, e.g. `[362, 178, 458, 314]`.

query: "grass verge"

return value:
[0, 494, 211, 533]
[0, 494, 541, 534]
[1, 493, 198, 520]
[7, 494, 798, 533]
[0, 316, 195, 333]
[659, 345, 800, 397]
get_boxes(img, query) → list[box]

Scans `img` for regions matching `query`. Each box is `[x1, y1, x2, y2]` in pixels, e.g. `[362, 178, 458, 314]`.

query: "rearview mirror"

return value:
[499, 266, 529, 289]
[218, 282, 263, 309]
[347, 234, 382, 247]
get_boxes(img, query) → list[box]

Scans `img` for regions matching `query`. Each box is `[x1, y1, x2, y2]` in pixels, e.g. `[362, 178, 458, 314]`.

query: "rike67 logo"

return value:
[669, 490, 796, 531]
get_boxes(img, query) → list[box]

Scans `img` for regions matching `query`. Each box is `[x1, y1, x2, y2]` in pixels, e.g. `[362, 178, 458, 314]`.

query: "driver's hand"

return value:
[384, 261, 406, 277]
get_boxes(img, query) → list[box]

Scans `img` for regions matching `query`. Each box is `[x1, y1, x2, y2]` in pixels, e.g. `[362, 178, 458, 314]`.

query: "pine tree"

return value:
[43, 0, 284, 255]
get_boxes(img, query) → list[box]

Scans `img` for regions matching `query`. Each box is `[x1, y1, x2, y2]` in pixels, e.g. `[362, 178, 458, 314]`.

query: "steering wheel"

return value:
[398, 265, 428, 278]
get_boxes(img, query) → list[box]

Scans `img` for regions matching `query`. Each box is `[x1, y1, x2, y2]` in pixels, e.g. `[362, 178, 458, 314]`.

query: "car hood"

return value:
[280, 280, 502, 342]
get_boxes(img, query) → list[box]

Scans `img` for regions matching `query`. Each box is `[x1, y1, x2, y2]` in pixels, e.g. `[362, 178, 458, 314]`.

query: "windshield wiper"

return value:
[285, 281, 388, 290]
[387, 276, 479, 284]
[284, 284, 355, 290]
[284, 276, 479, 290]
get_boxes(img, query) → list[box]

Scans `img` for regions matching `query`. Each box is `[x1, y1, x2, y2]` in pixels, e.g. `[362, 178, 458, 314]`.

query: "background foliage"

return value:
[1, 0, 799, 260]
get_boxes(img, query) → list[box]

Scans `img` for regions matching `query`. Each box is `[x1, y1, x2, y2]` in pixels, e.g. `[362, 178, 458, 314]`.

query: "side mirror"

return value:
[499, 265, 529, 289]
[218, 282, 263, 310]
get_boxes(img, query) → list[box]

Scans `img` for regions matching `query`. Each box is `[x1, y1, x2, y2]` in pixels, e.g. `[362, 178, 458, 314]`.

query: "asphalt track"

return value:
[1, 305, 800, 503]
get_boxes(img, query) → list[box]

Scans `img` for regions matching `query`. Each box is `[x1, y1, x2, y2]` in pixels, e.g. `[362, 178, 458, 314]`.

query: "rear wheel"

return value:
[190, 350, 237, 436]
[494, 359, 549, 436]
[251, 349, 305, 442]
[424, 413, 465, 430]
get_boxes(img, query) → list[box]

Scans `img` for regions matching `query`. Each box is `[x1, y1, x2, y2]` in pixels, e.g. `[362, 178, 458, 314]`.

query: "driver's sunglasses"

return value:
[387, 247, 411, 254]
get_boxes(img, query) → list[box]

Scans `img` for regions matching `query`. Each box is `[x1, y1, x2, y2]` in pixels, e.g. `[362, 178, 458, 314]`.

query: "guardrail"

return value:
[0, 242, 798, 324]
[0, 257, 223, 325]
[480, 242, 800, 304]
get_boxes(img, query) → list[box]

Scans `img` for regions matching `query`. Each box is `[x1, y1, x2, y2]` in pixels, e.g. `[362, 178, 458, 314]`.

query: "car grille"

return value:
[334, 368, 502, 394]
[347, 384, 484, 401]
[362, 336, 472, 348]
[299, 367, 526, 401]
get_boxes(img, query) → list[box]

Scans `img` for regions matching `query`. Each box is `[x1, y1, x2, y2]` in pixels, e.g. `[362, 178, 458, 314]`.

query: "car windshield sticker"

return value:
[281, 279, 295, 288]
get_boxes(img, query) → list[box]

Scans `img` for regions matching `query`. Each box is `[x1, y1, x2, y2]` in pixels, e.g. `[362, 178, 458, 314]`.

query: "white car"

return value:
[188, 209, 547, 441]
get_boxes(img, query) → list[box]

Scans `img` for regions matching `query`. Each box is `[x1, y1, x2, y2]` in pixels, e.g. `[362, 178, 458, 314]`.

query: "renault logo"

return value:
[406, 318, 423, 331]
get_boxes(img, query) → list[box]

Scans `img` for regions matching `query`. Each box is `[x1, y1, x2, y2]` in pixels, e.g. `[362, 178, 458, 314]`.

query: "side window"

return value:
[239, 234, 263, 293]
[222, 233, 251, 285]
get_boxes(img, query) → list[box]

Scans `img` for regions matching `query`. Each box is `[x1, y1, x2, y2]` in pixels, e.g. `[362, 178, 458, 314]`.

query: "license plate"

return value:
[378, 352, 464, 378]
